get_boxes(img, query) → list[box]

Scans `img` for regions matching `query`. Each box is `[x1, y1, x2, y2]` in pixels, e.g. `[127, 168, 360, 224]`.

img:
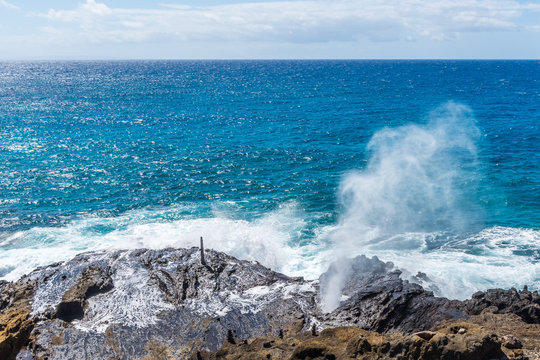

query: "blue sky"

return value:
[1, 0, 540, 59]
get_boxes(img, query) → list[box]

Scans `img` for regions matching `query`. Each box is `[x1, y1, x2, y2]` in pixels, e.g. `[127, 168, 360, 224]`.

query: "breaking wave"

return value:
[1, 102, 538, 309]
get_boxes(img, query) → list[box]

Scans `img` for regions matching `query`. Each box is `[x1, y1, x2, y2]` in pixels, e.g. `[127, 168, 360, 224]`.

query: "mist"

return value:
[321, 102, 483, 312]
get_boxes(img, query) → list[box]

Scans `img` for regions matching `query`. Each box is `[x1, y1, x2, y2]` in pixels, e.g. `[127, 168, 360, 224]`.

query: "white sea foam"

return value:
[1, 207, 538, 305]
[0, 202, 312, 281]
[322, 226, 540, 301]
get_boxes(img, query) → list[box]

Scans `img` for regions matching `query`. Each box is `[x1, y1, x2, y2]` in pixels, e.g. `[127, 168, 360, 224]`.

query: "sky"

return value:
[0, 0, 540, 59]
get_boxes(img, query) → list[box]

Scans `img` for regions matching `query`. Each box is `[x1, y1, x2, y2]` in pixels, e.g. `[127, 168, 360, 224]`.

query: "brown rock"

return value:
[205, 323, 506, 360]
[502, 335, 522, 349]
[413, 331, 436, 341]
[0, 280, 36, 360]
[463, 313, 540, 359]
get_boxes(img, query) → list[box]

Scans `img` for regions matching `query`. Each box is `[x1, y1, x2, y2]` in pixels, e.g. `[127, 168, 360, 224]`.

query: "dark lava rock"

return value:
[319, 255, 540, 335]
[1, 249, 538, 359]
[1, 248, 317, 359]
[318, 255, 465, 334]
[461, 287, 540, 323]
[321, 269, 465, 334]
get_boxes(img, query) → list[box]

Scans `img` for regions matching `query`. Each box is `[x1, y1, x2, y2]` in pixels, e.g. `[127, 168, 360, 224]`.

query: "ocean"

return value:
[0, 60, 538, 300]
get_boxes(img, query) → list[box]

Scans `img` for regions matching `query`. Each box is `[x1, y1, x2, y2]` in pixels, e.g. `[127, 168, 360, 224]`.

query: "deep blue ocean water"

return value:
[0, 60, 538, 299]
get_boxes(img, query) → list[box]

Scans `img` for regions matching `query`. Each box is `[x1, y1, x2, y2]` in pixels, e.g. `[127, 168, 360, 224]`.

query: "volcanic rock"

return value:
[318, 256, 464, 334]
[0, 249, 539, 359]
[461, 286, 540, 323]
[1, 248, 318, 359]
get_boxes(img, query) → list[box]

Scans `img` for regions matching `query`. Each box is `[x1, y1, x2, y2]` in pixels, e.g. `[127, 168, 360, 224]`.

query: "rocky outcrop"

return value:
[461, 287, 540, 323]
[318, 255, 540, 335]
[320, 265, 464, 334]
[1, 248, 318, 359]
[205, 323, 507, 360]
[0, 249, 539, 359]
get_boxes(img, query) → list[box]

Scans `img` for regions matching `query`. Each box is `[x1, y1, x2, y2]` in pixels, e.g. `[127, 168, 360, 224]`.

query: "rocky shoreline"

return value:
[1, 247, 539, 359]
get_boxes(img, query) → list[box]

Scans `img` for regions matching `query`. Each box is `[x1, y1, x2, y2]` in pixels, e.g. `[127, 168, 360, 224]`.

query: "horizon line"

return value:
[1, 58, 539, 62]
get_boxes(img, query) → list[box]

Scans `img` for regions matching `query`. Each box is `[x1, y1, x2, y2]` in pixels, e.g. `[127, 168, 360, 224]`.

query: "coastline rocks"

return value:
[2, 248, 318, 359]
[0, 280, 36, 360]
[461, 287, 540, 323]
[0, 249, 539, 359]
[318, 256, 464, 334]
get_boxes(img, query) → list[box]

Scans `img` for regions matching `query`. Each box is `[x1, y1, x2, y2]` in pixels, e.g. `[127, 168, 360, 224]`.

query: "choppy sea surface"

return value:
[0, 60, 538, 300]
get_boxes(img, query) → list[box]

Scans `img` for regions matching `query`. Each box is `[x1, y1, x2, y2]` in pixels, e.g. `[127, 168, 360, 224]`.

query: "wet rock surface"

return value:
[320, 268, 465, 334]
[55, 266, 114, 322]
[0, 250, 539, 359]
[1, 248, 317, 359]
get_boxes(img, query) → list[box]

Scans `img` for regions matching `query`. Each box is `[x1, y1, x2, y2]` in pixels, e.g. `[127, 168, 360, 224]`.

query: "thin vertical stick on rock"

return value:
[200, 236, 206, 265]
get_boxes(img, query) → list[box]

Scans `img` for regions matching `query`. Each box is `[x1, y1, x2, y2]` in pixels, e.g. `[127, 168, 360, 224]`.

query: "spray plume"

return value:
[321, 102, 482, 312]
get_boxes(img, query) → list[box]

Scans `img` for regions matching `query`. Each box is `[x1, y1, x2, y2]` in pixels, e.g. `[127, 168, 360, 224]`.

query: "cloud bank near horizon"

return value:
[40, 0, 540, 43]
[1, 0, 540, 59]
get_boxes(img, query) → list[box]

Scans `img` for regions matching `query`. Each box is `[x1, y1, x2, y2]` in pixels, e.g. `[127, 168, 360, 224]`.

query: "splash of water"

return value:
[0, 202, 309, 281]
[340, 102, 481, 237]
[321, 102, 483, 311]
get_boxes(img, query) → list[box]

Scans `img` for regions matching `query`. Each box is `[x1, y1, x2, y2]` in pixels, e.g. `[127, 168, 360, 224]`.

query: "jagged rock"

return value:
[320, 255, 540, 335]
[411, 271, 442, 295]
[319, 255, 394, 298]
[461, 287, 540, 323]
[0, 280, 36, 360]
[318, 256, 465, 334]
[1, 248, 317, 359]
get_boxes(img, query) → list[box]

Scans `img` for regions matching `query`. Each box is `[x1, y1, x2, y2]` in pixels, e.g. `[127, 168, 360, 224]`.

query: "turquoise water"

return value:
[0, 60, 538, 298]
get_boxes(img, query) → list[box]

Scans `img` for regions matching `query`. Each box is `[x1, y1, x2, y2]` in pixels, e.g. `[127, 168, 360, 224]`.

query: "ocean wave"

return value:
[1, 203, 539, 303]
[0, 202, 315, 281]
[332, 226, 539, 300]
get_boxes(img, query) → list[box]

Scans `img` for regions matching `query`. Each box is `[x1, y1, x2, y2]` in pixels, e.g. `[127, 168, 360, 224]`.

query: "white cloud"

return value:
[35, 0, 540, 45]
[80, 0, 112, 16]
[46, 0, 112, 21]
[0, 0, 19, 10]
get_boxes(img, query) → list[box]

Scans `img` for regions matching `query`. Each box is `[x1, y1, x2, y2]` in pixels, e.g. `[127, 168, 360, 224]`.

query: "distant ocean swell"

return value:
[1, 102, 538, 303]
